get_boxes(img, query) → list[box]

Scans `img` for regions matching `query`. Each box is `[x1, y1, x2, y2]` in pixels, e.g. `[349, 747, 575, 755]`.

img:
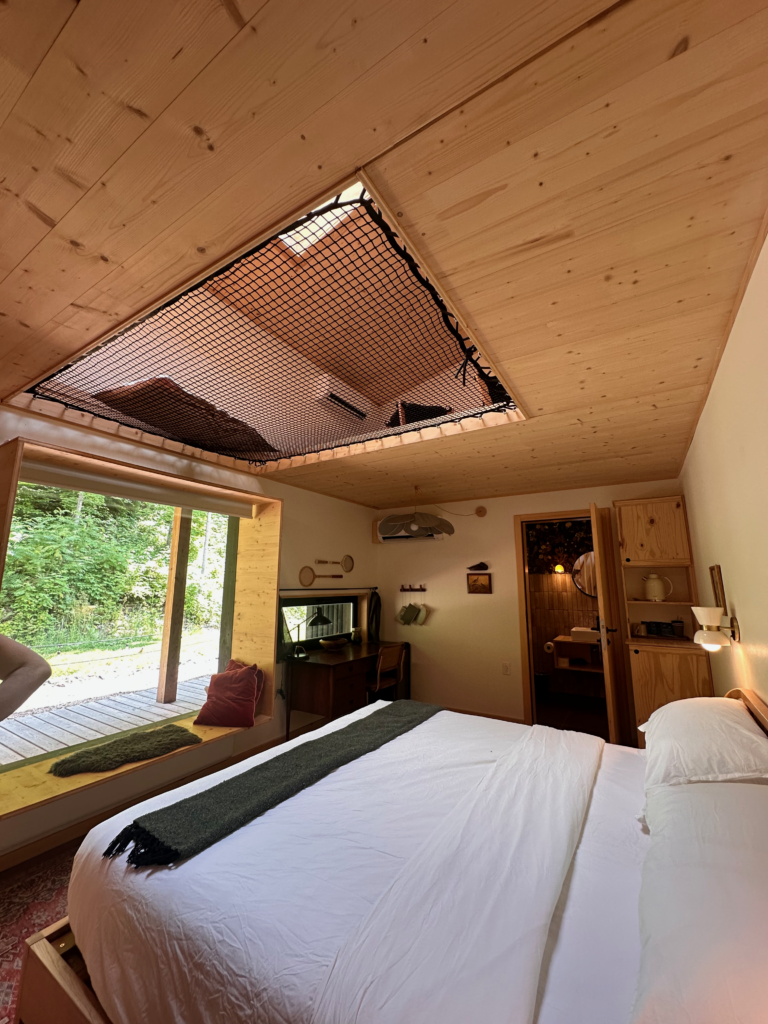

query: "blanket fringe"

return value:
[103, 823, 179, 868]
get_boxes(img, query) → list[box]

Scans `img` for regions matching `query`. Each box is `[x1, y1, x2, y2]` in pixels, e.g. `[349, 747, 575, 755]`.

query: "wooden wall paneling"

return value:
[217, 515, 240, 672]
[0, 0, 269, 280]
[0, 0, 613, 395]
[0, 437, 24, 587]
[231, 500, 282, 720]
[528, 574, 598, 678]
[157, 507, 193, 704]
[0, 0, 76, 127]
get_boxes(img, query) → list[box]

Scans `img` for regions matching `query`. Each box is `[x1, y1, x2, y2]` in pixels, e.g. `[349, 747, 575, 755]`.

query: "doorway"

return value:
[515, 508, 628, 743]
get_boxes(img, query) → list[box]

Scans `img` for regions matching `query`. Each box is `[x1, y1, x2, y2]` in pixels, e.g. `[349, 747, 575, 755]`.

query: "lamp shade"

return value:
[692, 606, 725, 628]
[307, 607, 332, 628]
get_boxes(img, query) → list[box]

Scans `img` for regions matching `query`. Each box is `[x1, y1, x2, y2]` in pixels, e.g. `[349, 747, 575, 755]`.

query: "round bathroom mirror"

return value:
[572, 551, 597, 598]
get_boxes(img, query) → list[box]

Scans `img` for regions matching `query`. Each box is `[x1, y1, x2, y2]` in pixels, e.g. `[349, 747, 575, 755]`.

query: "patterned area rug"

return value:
[0, 840, 80, 1024]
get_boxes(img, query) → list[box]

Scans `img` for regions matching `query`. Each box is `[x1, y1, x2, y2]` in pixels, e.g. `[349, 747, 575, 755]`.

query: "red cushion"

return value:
[194, 660, 264, 728]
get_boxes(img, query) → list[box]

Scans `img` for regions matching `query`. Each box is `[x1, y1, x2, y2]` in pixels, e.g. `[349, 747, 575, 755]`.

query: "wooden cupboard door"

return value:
[616, 498, 690, 564]
[629, 648, 713, 739]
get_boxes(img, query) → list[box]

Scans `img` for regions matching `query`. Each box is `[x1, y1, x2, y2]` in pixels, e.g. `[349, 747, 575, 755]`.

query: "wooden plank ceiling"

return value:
[1, 0, 767, 507]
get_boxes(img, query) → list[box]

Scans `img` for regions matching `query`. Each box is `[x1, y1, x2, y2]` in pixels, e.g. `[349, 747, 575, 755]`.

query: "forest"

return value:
[0, 484, 227, 656]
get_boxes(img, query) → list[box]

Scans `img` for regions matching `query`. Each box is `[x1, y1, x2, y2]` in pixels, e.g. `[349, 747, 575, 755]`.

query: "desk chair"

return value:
[367, 643, 406, 702]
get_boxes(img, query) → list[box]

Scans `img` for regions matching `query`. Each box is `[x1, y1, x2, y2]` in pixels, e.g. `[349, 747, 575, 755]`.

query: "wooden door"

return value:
[629, 646, 713, 741]
[590, 504, 629, 745]
[615, 497, 690, 564]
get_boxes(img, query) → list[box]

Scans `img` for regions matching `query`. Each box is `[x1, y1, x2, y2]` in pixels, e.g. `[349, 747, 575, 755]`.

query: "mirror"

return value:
[572, 551, 597, 598]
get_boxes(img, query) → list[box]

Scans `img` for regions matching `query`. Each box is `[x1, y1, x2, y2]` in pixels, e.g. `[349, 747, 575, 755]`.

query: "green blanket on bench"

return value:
[50, 724, 202, 777]
[104, 700, 442, 868]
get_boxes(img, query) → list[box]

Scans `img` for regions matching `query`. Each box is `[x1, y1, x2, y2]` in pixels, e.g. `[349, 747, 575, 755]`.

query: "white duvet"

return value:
[70, 704, 649, 1024]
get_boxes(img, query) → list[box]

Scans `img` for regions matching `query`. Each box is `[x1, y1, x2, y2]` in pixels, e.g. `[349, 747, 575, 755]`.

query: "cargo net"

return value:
[32, 185, 514, 463]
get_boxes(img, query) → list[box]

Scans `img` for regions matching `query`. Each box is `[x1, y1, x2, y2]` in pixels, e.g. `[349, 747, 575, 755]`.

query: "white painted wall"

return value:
[681, 238, 768, 703]
[373, 479, 681, 720]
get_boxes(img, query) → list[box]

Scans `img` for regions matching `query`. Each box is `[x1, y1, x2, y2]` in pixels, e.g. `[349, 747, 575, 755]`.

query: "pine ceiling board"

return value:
[332, 0, 768, 501]
[264, 385, 701, 506]
[506, 302, 731, 416]
[0, 0, 76, 127]
[0, 0, 612, 397]
[0, 0, 269, 279]
[426, 114, 768, 299]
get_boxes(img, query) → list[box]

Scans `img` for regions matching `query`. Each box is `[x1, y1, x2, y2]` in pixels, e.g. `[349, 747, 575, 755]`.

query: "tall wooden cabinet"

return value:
[613, 495, 713, 744]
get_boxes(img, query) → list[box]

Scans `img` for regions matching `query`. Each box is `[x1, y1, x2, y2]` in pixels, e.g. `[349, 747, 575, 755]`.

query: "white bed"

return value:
[69, 703, 649, 1024]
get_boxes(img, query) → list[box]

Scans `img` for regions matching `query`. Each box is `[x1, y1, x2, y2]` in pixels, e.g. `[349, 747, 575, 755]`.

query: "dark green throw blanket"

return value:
[105, 700, 442, 868]
[50, 724, 202, 777]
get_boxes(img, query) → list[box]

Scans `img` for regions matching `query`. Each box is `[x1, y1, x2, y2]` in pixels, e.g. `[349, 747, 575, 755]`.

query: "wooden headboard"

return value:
[725, 688, 768, 736]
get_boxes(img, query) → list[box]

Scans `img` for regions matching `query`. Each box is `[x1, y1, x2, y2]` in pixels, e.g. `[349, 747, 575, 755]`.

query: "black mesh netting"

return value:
[31, 187, 514, 463]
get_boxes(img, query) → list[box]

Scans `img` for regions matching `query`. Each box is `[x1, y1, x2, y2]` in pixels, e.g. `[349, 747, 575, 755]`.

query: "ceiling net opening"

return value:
[31, 185, 514, 463]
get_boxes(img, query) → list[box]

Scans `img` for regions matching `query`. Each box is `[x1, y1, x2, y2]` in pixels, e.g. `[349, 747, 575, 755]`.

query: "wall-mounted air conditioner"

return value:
[372, 519, 445, 543]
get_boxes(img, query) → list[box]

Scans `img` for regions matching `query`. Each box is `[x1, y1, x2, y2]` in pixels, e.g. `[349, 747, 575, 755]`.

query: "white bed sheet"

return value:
[69, 705, 649, 1024]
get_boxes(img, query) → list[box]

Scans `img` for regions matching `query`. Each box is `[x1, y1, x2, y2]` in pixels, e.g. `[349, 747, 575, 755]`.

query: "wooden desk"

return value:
[284, 642, 410, 741]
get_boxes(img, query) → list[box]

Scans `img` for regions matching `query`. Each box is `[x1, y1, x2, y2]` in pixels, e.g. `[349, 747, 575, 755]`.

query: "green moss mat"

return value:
[49, 724, 202, 777]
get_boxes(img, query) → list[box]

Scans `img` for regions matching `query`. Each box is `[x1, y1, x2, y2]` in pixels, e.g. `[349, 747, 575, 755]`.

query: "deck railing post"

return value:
[157, 507, 193, 704]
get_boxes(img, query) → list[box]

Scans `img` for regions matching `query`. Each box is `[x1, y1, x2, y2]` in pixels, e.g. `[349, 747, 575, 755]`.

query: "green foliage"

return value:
[0, 485, 227, 652]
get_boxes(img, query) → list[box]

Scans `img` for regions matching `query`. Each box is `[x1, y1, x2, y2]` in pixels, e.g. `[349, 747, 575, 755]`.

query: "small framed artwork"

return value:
[467, 572, 492, 595]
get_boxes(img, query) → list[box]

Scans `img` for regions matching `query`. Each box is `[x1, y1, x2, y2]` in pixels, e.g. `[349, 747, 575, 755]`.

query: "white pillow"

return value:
[642, 696, 768, 790]
[630, 782, 768, 1024]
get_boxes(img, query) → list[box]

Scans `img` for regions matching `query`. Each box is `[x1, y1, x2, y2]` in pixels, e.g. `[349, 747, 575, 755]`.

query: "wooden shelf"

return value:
[621, 561, 691, 569]
[556, 664, 604, 674]
[625, 637, 702, 652]
[627, 599, 692, 606]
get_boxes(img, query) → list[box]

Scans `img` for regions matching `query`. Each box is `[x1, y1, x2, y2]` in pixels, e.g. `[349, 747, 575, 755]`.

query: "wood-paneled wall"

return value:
[528, 573, 598, 677]
[231, 501, 282, 720]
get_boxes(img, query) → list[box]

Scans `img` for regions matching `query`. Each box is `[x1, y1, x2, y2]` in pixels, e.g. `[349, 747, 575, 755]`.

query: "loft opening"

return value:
[30, 184, 515, 463]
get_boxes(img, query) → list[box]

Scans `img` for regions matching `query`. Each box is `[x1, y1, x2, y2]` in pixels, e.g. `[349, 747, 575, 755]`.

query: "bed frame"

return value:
[15, 688, 768, 1024]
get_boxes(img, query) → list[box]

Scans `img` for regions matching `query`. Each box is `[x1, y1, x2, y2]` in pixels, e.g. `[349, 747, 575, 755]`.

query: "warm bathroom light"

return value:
[554, 564, 565, 574]
[692, 606, 736, 651]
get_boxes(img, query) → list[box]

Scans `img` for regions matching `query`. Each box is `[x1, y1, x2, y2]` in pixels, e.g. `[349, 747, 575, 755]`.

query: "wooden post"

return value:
[217, 516, 240, 672]
[0, 438, 24, 590]
[157, 507, 193, 703]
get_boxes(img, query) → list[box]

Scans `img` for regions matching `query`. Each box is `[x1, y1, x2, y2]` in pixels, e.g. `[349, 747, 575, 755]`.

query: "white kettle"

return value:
[642, 573, 673, 602]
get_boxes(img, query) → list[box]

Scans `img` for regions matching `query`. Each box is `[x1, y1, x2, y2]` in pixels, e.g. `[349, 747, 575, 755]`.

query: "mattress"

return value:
[69, 704, 649, 1024]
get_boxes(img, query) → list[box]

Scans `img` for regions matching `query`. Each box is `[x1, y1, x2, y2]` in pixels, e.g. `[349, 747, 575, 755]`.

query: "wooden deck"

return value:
[0, 677, 208, 767]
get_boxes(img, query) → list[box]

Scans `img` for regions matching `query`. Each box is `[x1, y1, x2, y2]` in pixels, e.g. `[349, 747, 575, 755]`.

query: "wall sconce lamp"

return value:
[692, 607, 738, 651]
[553, 564, 565, 574]
[693, 564, 740, 651]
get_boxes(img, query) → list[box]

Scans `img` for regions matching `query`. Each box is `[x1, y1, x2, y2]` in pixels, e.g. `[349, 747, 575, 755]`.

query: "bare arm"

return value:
[0, 635, 51, 721]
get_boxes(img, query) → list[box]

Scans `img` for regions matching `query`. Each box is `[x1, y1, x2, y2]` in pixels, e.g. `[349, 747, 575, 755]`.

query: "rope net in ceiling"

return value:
[31, 186, 514, 463]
